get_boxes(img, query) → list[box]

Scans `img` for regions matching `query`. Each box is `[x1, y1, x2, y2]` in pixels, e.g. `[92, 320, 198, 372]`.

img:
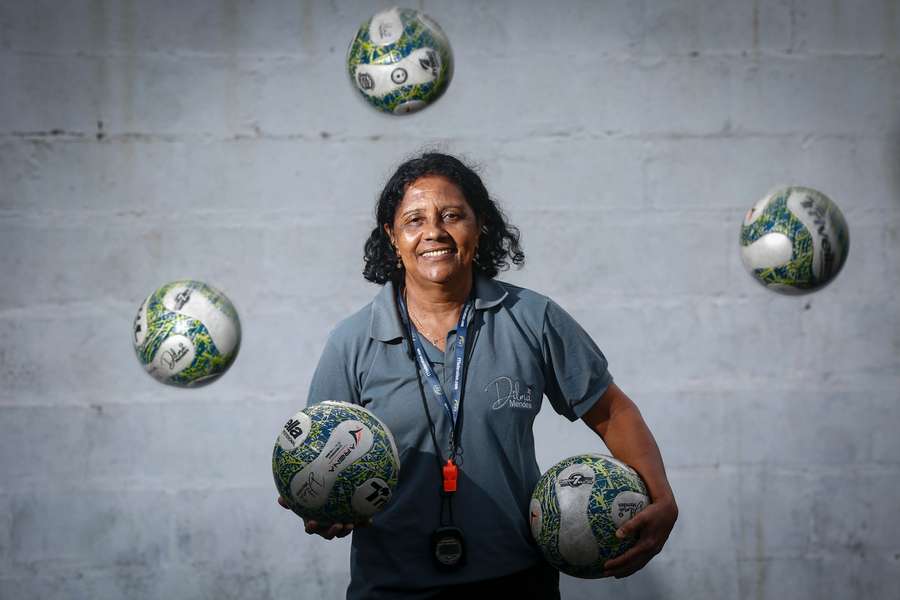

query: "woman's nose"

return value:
[422, 217, 448, 239]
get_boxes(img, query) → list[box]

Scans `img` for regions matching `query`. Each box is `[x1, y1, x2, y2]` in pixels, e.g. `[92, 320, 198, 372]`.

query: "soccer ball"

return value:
[347, 6, 453, 115]
[740, 186, 850, 294]
[132, 280, 241, 387]
[273, 401, 401, 523]
[530, 454, 649, 578]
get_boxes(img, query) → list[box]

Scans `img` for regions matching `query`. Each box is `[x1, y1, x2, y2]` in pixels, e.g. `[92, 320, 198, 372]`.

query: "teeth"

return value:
[422, 249, 452, 257]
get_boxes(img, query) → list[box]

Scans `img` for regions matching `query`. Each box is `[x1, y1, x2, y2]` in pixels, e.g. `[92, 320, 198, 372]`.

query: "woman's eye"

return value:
[443, 212, 459, 221]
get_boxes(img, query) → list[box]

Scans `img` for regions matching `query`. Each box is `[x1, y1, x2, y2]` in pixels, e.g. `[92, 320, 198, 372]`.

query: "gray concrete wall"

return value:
[1, 1, 898, 598]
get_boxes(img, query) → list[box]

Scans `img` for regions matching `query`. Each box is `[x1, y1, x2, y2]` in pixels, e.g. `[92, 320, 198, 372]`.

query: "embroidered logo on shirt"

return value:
[486, 376, 534, 410]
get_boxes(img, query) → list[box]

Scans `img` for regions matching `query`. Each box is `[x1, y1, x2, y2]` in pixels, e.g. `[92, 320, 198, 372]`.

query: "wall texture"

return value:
[1, 1, 898, 598]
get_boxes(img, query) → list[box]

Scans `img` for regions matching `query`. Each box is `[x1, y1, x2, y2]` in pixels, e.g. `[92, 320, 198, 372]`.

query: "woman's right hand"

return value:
[276, 495, 366, 540]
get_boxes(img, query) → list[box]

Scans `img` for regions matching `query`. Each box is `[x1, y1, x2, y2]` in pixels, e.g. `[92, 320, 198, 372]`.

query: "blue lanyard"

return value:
[397, 291, 474, 438]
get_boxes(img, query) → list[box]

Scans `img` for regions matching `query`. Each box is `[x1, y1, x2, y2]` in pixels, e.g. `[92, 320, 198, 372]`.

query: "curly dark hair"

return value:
[363, 153, 525, 284]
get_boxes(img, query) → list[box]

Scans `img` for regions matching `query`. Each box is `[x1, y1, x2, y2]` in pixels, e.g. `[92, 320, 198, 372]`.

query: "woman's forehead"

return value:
[399, 175, 468, 207]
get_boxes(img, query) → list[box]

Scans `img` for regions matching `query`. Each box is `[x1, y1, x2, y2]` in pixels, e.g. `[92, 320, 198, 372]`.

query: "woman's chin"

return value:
[413, 264, 469, 285]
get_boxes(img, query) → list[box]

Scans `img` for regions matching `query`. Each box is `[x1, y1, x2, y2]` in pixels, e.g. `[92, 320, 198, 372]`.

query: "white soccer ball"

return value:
[740, 186, 850, 294]
[530, 454, 649, 578]
[133, 280, 241, 387]
[273, 401, 401, 523]
[346, 7, 453, 115]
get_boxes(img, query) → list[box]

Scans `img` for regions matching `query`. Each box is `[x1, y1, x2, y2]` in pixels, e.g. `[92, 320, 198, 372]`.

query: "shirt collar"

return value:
[368, 273, 508, 342]
[472, 272, 508, 310]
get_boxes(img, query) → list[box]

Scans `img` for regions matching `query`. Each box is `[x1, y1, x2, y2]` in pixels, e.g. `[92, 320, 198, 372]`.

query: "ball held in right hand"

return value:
[273, 401, 401, 524]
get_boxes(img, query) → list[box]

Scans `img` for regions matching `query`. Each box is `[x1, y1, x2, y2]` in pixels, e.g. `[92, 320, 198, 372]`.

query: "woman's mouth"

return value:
[420, 248, 455, 258]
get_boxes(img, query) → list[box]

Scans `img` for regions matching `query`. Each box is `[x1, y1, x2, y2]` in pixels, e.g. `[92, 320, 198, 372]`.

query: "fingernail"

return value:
[616, 529, 625, 539]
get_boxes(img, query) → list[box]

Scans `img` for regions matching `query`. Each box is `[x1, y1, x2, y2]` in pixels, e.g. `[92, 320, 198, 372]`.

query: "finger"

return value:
[615, 511, 649, 540]
[603, 540, 656, 572]
[304, 520, 319, 534]
[336, 524, 354, 538]
[322, 524, 344, 539]
[604, 539, 662, 578]
[277, 496, 291, 510]
[605, 555, 651, 579]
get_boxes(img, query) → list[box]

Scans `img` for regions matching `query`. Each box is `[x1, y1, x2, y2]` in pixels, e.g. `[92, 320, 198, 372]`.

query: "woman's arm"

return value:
[581, 382, 678, 578]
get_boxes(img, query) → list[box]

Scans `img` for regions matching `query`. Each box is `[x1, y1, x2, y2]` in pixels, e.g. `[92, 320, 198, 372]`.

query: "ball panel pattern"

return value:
[741, 192, 815, 289]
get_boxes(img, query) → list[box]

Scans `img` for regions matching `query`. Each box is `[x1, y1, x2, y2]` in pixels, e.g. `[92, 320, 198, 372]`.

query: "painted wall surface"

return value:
[1, 1, 898, 598]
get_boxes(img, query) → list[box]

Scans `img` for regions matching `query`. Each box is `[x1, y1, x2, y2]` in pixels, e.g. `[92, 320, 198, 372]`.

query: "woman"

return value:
[278, 153, 678, 599]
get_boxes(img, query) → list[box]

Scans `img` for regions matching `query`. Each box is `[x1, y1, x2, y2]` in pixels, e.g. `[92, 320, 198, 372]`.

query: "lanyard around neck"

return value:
[397, 289, 474, 456]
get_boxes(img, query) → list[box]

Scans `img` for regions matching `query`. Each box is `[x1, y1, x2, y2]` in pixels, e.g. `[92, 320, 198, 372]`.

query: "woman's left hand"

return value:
[602, 495, 678, 578]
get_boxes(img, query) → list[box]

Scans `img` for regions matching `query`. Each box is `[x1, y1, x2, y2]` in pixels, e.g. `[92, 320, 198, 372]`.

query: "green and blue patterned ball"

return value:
[740, 186, 850, 294]
[273, 401, 401, 523]
[347, 6, 453, 115]
[530, 454, 649, 578]
[132, 280, 241, 387]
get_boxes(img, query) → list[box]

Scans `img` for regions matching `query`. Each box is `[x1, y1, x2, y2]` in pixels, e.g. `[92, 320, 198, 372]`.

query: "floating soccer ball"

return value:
[530, 454, 649, 578]
[273, 401, 401, 523]
[740, 186, 850, 294]
[347, 6, 453, 115]
[132, 280, 241, 387]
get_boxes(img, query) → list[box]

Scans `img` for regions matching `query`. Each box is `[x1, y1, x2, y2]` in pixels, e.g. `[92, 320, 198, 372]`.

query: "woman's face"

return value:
[386, 175, 481, 288]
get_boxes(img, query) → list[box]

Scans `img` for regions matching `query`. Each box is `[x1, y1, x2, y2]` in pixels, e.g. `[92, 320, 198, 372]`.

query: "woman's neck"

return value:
[403, 273, 473, 318]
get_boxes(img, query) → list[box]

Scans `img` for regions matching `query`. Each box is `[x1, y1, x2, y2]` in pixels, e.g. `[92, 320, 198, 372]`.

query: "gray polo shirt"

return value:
[307, 275, 612, 599]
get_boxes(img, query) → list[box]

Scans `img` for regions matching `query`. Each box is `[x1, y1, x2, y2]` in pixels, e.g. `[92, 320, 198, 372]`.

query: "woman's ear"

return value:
[383, 223, 394, 246]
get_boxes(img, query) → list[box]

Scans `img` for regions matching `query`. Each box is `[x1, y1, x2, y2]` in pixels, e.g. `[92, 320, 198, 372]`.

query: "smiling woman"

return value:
[278, 152, 677, 600]
[363, 153, 525, 287]
[388, 176, 481, 293]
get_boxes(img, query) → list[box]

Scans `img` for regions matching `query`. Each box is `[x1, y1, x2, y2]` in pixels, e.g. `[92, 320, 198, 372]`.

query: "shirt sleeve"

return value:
[541, 299, 613, 421]
[305, 328, 361, 407]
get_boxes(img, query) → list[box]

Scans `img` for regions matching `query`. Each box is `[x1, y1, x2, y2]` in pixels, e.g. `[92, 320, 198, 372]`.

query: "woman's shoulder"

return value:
[491, 279, 553, 314]
[490, 279, 582, 332]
